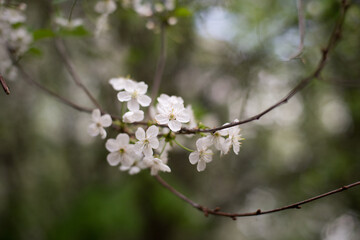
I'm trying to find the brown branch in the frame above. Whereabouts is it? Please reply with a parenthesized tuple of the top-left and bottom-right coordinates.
(155, 175, 360, 219)
(178, 0, 350, 134)
(0, 74, 10, 95)
(54, 38, 104, 111)
(287, 0, 305, 60)
(6, 46, 93, 113)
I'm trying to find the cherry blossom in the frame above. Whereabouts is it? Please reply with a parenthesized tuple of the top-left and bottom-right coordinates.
(155, 94, 190, 132)
(94, 0, 117, 14)
(117, 80, 151, 111)
(55, 17, 83, 29)
(143, 156, 171, 176)
(135, 125, 159, 157)
(88, 109, 112, 139)
(123, 110, 144, 123)
(189, 137, 213, 172)
(105, 133, 138, 167)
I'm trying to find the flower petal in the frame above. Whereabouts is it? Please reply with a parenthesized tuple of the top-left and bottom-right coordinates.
(197, 160, 206, 172)
(189, 152, 199, 164)
(100, 114, 112, 127)
(136, 82, 148, 94)
(109, 77, 126, 91)
(137, 94, 151, 107)
(146, 125, 159, 138)
(155, 114, 169, 124)
(88, 123, 99, 137)
(168, 120, 181, 132)
(143, 145, 153, 157)
(92, 109, 101, 121)
(135, 127, 146, 140)
(176, 109, 190, 123)
(107, 152, 121, 166)
(127, 98, 140, 111)
(99, 127, 107, 139)
(149, 138, 159, 149)
(116, 133, 130, 146)
(117, 91, 131, 102)
(105, 138, 119, 152)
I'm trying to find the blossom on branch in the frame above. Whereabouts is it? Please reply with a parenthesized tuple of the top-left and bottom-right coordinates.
(189, 137, 213, 172)
(123, 110, 144, 123)
(88, 109, 112, 139)
(155, 94, 190, 132)
(135, 125, 160, 157)
(105, 133, 138, 168)
(143, 156, 171, 176)
(220, 119, 244, 155)
(117, 80, 152, 111)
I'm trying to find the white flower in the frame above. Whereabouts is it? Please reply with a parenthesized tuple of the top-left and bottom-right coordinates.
(133, 0, 153, 17)
(95, 14, 109, 36)
(120, 159, 147, 175)
(95, 0, 117, 14)
(1, 8, 26, 24)
(109, 77, 128, 91)
(88, 109, 112, 139)
(143, 156, 171, 176)
(105, 133, 137, 167)
(135, 125, 159, 157)
(226, 124, 244, 155)
(189, 137, 213, 172)
(205, 130, 229, 154)
(123, 110, 144, 123)
(117, 80, 151, 111)
(9, 27, 32, 55)
(55, 17, 83, 29)
(155, 94, 190, 132)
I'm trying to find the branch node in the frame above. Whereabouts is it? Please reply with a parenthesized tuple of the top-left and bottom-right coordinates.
(231, 216, 237, 221)
(256, 209, 262, 215)
(342, 186, 348, 190)
(214, 207, 221, 212)
(295, 205, 302, 209)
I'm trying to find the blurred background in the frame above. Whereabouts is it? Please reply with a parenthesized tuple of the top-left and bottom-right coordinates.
(0, 0, 360, 239)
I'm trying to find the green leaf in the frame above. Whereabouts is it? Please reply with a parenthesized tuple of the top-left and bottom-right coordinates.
(33, 29, 56, 41)
(174, 7, 192, 17)
(58, 26, 90, 37)
(27, 47, 43, 57)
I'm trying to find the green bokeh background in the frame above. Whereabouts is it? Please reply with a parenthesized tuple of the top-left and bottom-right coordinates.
(0, 0, 359, 239)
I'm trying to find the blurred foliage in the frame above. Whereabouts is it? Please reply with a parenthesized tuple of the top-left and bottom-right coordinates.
(0, 0, 360, 240)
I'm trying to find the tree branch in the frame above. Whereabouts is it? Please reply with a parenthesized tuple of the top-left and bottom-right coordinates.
(155, 175, 360, 219)
(178, 0, 350, 134)
(0, 74, 10, 95)
(54, 38, 104, 111)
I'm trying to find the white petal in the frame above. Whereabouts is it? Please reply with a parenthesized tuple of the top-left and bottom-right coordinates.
(99, 127, 107, 139)
(146, 125, 159, 138)
(105, 138, 120, 152)
(124, 80, 135, 92)
(155, 114, 169, 124)
(92, 109, 101, 121)
(123, 110, 144, 123)
(116, 133, 130, 146)
(127, 98, 140, 111)
(197, 160, 206, 172)
(159, 163, 171, 173)
(168, 120, 181, 132)
(117, 91, 131, 102)
(143, 145, 153, 157)
(107, 152, 121, 166)
(196, 137, 210, 151)
(176, 109, 190, 123)
(88, 124, 99, 137)
(137, 94, 151, 107)
(189, 152, 199, 164)
(136, 82, 148, 94)
(129, 166, 141, 175)
(109, 77, 126, 91)
(135, 127, 146, 140)
(203, 150, 213, 163)
(149, 138, 159, 149)
(100, 114, 112, 127)
(233, 141, 240, 155)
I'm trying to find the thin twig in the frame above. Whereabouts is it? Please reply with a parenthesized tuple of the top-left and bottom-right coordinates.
(0, 74, 10, 95)
(68, 0, 78, 21)
(287, 0, 305, 60)
(54, 39, 104, 111)
(155, 175, 360, 219)
(178, 0, 350, 134)
(150, 23, 167, 102)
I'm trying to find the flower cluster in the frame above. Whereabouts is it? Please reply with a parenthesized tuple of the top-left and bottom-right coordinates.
(122, 0, 178, 30)
(88, 76, 244, 175)
(0, 2, 32, 80)
(94, 0, 117, 36)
